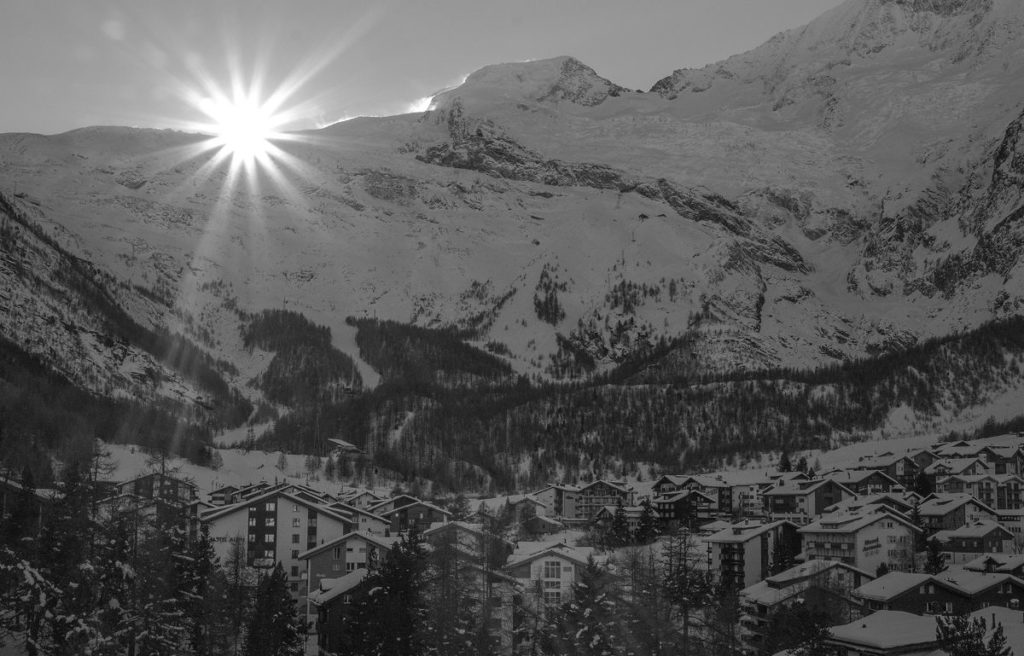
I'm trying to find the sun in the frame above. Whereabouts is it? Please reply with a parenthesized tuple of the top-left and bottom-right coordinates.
(199, 93, 283, 164)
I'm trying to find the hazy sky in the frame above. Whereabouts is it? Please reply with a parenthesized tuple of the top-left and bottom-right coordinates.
(2, 0, 846, 135)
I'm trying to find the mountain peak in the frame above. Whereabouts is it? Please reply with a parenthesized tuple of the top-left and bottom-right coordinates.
(431, 56, 627, 113)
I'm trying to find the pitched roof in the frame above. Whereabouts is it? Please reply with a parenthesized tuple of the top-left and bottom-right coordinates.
(298, 530, 399, 561)
(917, 493, 997, 517)
(932, 521, 1013, 542)
(852, 572, 933, 601)
(924, 458, 989, 475)
(963, 553, 1024, 573)
(800, 508, 920, 535)
(707, 520, 796, 544)
(932, 567, 1024, 595)
(654, 489, 715, 503)
(741, 560, 873, 606)
(376, 499, 452, 518)
(826, 611, 938, 650)
(308, 569, 369, 605)
(201, 489, 352, 524)
(822, 469, 900, 487)
(504, 543, 597, 569)
(762, 478, 854, 497)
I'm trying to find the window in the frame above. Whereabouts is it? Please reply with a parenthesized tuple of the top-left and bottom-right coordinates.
(292, 534, 300, 544)
(333, 547, 342, 560)
(292, 504, 299, 512)
(292, 518, 301, 527)
(266, 517, 275, 527)
(543, 591, 561, 606)
(265, 502, 276, 512)
(264, 550, 274, 558)
(544, 581, 560, 589)
(248, 517, 257, 527)
(331, 563, 341, 572)
(291, 566, 299, 576)
(543, 561, 561, 578)
(265, 533, 275, 543)
(346, 562, 358, 572)
(944, 602, 953, 613)
(291, 550, 299, 559)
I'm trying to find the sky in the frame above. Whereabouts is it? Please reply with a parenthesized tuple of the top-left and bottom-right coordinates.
(1, 0, 847, 136)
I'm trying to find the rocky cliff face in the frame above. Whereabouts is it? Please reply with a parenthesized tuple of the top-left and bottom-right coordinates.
(1, 0, 1024, 397)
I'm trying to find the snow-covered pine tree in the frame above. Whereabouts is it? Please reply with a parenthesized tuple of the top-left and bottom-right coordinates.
(244, 563, 303, 656)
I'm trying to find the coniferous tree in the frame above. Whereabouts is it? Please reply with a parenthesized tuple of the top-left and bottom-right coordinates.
(609, 499, 631, 547)
(343, 530, 428, 656)
(661, 527, 714, 654)
(925, 537, 947, 574)
(244, 563, 302, 656)
(914, 471, 934, 497)
(541, 558, 625, 656)
(2, 466, 38, 554)
(779, 452, 793, 473)
(635, 498, 658, 545)
(937, 614, 1011, 656)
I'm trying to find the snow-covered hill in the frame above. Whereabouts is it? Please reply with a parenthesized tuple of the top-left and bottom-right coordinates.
(2, 0, 1024, 401)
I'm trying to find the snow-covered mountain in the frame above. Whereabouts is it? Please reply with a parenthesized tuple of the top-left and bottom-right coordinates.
(2, 0, 1024, 406)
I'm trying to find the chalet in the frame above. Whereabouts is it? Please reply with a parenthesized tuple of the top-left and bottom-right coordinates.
(985, 446, 1024, 475)
(825, 610, 940, 656)
(115, 472, 197, 506)
(520, 514, 564, 537)
(854, 568, 1024, 615)
(574, 480, 633, 521)
(854, 572, 970, 615)
(739, 560, 873, 655)
(366, 493, 423, 515)
(299, 531, 399, 634)
(916, 494, 999, 533)
(907, 448, 941, 471)
(209, 484, 240, 506)
(924, 458, 990, 488)
(849, 453, 920, 489)
(827, 607, 1024, 656)
(706, 520, 800, 590)
(653, 489, 715, 529)
(308, 569, 371, 656)
(799, 508, 920, 574)
(822, 470, 902, 496)
(508, 495, 549, 521)
(338, 489, 385, 510)
(423, 521, 514, 569)
(824, 492, 919, 517)
(651, 474, 692, 496)
(322, 500, 389, 535)
(931, 521, 1013, 564)
(689, 471, 769, 518)
(327, 437, 363, 456)
(935, 474, 1024, 510)
(377, 499, 452, 534)
(762, 479, 855, 525)
(0, 476, 56, 537)
(530, 484, 579, 521)
(964, 553, 1024, 577)
(934, 567, 1024, 612)
(503, 544, 599, 612)
(592, 504, 644, 534)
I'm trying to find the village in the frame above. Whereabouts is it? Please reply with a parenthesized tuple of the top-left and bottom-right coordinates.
(6, 432, 1024, 655)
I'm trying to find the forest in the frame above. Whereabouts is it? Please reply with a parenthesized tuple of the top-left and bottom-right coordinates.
(255, 315, 1024, 493)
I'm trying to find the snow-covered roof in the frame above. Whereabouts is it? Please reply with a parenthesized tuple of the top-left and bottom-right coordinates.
(826, 611, 938, 650)
(932, 567, 1024, 595)
(917, 493, 997, 517)
(924, 458, 988, 475)
(932, 520, 1012, 542)
(707, 520, 795, 544)
(800, 507, 919, 535)
(297, 530, 399, 561)
(963, 553, 1024, 573)
(853, 572, 932, 601)
(308, 569, 369, 606)
(762, 478, 854, 498)
(741, 560, 872, 606)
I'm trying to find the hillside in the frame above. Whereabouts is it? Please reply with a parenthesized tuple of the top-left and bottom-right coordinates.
(0, 0, 1023, 488)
